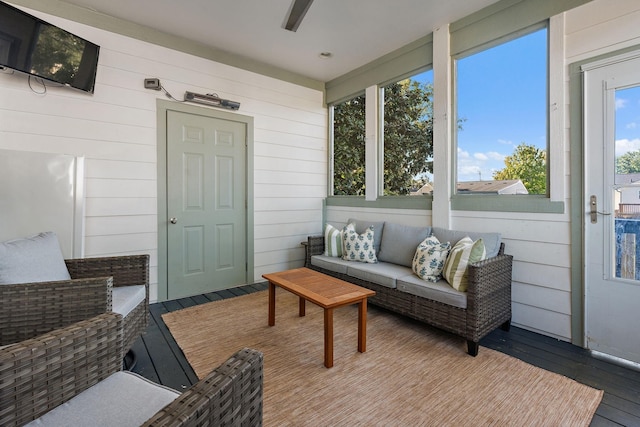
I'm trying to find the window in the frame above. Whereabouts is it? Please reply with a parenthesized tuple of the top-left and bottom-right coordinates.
(455, 27, 548, 195)
(382, 70, 434, 196)
(332, 94, 366, 195)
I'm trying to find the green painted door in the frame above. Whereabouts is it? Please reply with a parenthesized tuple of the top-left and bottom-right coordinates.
(166, 110, 246, 299)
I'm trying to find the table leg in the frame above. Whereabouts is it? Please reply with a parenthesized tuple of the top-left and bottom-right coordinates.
(299, 297, 306, 317)
(324, 308, 334, 368)
(268, 282, 276, 326)
(358, 298, 367, 353)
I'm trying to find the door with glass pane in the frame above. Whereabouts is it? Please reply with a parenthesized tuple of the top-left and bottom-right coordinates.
(584, 53, 640, 365)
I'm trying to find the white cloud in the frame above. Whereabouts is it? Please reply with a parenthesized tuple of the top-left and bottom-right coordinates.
(487, 151, 505, 161)
(498, 139, 514, 145)
(456, 149, 510, 181)
(626, 122, 638, 130)
(615, 138, 640, 156)
(616, 98, 629, 110)
(457, 147, 470, 158)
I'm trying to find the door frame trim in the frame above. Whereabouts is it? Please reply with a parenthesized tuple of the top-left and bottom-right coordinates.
(156, 99, 254, 301)
(569, 43, 640, 347)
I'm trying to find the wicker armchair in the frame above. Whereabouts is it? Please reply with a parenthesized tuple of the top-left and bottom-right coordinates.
(0, 254, 150, 359)
(0, 312, 264, 427)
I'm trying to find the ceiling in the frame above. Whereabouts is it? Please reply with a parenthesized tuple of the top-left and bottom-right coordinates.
(58, 0, 500, 82)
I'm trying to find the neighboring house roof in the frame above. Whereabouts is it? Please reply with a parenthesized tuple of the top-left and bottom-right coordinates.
(411, 180, 529, 195)
(615, 173, 640, 185)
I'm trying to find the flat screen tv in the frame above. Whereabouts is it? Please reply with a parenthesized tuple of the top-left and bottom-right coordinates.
(0, 1, 99, 93)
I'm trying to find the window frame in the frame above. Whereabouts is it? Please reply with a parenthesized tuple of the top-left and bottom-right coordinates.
(452, 22, 549, 199)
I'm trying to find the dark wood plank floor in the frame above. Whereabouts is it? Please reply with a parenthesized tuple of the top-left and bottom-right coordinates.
(130, 283, 640, 426)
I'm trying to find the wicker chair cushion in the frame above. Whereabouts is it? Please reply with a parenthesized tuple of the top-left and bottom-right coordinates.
(431, 227, 501, 258)
(346, 261, 412, 289)
(377, 223, 431, 267)
(25, 371, 179, 427)
(112, 285, 146, 318)
(0, 231, 71, 285)
(397, 274, 468, 309)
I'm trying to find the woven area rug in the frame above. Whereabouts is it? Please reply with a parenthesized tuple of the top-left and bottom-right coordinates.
(162, 290, 603, 426)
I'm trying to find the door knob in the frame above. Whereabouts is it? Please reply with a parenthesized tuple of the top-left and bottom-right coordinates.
(170, 217, 178, 224)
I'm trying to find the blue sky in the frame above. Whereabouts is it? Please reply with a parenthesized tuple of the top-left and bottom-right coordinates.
(412, 28, 640, 183)
(615, 85, 640, 158)
(413, 28, 548, 182)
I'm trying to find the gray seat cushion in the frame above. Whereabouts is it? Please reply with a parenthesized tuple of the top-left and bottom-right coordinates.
(112, 285, 146, 318)
(377, 223, 431, 267)
(346, 262, 412, 289)
(397, 274, 468, 309)
(311, 254, 353, 274)
(431, 227, 501, 258)
(26, 371, 180, 427)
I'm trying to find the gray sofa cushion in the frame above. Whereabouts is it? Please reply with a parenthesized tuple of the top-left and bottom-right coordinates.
(431, 227, 501, 258)
(0, 231, 71, 285)
(311, 254, 354, 274)
(26, 371, 180, 427)
(346, 262, 412, 289)
(377, 223, 431, 267)
(397, 274, 468, 309)
(347, 218, 385, 253)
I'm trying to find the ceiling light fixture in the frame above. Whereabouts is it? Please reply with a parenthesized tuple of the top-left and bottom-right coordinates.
(184, 91, 240, 110)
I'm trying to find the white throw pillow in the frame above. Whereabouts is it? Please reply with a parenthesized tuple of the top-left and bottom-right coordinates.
(342, 225, 377, 263)
(0, 231, 71, 284)
(323, 223, 343, 257)
(442, 236, 486, 292)
(412, 235, 451, 282)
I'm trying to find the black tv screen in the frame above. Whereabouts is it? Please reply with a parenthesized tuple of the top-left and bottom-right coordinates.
(0, 1, 99, 93)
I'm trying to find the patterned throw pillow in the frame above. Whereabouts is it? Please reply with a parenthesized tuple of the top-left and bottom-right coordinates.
(412, 235, 451, 282)
(442, 236, 486, 292)
(342, 225, 378, 263)
(323, 223, 343, 257)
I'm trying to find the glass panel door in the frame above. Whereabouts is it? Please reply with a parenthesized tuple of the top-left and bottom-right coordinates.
(614, 86, 640, 281)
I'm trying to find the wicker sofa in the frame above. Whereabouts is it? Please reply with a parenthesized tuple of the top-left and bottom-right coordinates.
(0, 312, 264, 427)
(305, 219, 513, 356)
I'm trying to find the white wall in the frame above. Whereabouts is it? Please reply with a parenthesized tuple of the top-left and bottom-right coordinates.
(0, 6, 327, 301)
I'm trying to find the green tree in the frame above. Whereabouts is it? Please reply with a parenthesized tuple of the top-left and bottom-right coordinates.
(616, 150, 640, 174)
(383, 80, 434, 195)
(493, 143, 546, 194)
(333, 95, 366, 195)
(332, 80, 434, 195)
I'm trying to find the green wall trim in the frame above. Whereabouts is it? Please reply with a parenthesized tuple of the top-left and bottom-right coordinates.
(156, 99, 255, 302)
(8, 0, 324, 91)
(450, 0, 593, 56)
(325, 34, 433, 105)
(326, 196, 432, 210)
(451, 195, 564, 213)
(568, 43, 640, 347)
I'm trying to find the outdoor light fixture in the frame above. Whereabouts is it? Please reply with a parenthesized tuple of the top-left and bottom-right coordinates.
(184, 91, 240, 110)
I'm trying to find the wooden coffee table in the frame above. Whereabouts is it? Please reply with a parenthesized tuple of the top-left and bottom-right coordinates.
(262, 267, 375, 368)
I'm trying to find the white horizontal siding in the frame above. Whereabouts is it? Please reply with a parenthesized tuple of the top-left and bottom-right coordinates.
(565, 0, 640, 64)
(0, 6, 326, 301)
